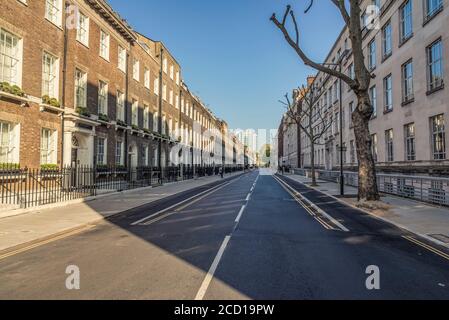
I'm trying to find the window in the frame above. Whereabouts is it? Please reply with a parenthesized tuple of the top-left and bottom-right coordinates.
(42, 52, 59, 98)
(99, 30, 110, 60)
(118, 46, 126, 72)
(0, 29, 21, 86)
(143, 105, 149, 129)
(175, 95, 179, 109)
(350, 140, 356, 164)
(153, 111, 159, 132)
(45, 0, 62, 27)
(116, 141, 123, 166)
(162, 83, 167, 101)
(163, 58, 167, 73)
(132, 100, 138, 126)
(383, 74, 393, 112)
(382, 21, 392, 58)
(371, 134, 378, 162)
(144, 68, 150, 89)
(369, 86, 377, 117)
(404, 123, 416, 161)
(40, 128, 56, 165)
(399, 0, 413, 42)
(385, 129, 394, 162)
(431, 114, 446, 160)
(176, 71, 180, 85)
(0, 121, 18, 164)
(133, 59, 140, 81)
(348, 63, 355, 80)
(154, 77, 159, 95)
(162, 114, 166, 134)
(98, 81, 108, 115)
(170, 65, 174, 80)
(169, 89, 173, 105)
(116, 91, 125, 122)
(349, 102, 354, 126)
(142, 146, 149, 166)
(427, 39, 443, 92)
(425, 0, 443, 20)
(402, 59, 414, 102)
(96, 137, 106, 165)
(76, 12, 89, 46)
(368, 39, 376, 70)
(74, 69, 87, 109)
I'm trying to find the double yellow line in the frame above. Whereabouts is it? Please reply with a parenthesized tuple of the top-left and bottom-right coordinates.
(403, 235, 449, 261)
(0, 224, 95, 261)
(272, 175, 334, 231)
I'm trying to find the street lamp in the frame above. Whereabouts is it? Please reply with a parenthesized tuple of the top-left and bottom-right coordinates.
(320, 49, 349, 196)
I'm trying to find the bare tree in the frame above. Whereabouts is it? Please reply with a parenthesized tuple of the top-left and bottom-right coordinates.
(281, 84, 332, 186)
(271, 1, 380, 201)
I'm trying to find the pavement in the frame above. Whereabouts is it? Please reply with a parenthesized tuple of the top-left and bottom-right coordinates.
(284, 173, 449, 248)
(0, 172, 243, 253)
(0, 169, 448, 299)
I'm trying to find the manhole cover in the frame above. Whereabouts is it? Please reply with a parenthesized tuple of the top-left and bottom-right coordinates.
(429, 234, 449, 243)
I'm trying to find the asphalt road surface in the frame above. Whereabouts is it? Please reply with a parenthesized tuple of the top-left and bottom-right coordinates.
(0, 169, 448, 299)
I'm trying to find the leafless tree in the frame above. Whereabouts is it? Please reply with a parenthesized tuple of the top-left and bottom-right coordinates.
(280, 85, 332, 186)
(271, 1, 380, 201)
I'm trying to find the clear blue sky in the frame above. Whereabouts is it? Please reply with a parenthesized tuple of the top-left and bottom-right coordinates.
(108, 0, 344, 132)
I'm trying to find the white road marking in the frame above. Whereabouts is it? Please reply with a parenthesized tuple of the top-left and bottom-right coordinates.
(235, 205, 246, 223)
(246, 193, 251, 201)
(131, 179, 237, 226)
(195, 235, 231, 300)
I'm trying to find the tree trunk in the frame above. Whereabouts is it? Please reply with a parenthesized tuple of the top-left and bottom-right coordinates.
(352, 92, 380, 201)
(310, 140, 317, 186)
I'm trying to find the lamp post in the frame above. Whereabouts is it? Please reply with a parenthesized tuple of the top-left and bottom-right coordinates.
(320, 49, 348, 196)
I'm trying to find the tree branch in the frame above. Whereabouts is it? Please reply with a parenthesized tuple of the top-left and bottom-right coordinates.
(271, 6, 356, 87)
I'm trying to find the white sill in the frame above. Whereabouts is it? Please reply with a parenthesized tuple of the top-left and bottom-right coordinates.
(45, 17, 64, 31)
(39, 103, 64, 113)
(76, 39, 89, 49)
(0, 91, 30, 106)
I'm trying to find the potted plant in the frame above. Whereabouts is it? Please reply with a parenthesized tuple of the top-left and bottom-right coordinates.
(0, 82, 26, 97)
(42, 95, 61, 108)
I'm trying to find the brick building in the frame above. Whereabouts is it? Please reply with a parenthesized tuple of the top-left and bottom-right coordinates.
(0, 0, 243, 170)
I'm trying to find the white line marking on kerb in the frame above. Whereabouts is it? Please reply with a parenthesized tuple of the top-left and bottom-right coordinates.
(235, 205, 246, 223)
(195, 235, 231, 300)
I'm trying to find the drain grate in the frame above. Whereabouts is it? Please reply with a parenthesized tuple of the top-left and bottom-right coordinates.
(429, 234, 449, 243)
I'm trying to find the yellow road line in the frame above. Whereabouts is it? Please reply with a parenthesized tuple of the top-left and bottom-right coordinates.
(403, 235, 449, 261)
(0, 225, 95, 261)
(273, 175, 333, 231)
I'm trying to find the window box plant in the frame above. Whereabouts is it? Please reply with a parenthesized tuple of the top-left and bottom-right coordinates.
(76, 107, 91, 117)
(98, 113, 110, 123)
(0, 82, 29, 106)
(116, 119, 127, 127)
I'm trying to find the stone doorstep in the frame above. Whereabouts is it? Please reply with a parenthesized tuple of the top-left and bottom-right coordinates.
(283, 175, 449, 250)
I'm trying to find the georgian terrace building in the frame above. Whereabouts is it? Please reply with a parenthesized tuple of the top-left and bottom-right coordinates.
(300, 0, 449, 176)
(0, 0, 243, 169)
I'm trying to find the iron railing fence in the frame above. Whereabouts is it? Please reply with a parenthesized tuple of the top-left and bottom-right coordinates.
(0, 165, 244, 209)
(292, 168, 449, 207)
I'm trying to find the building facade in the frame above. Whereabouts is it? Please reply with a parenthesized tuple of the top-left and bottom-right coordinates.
(297, 0, 449, 176)
(0, 0, 243, 170)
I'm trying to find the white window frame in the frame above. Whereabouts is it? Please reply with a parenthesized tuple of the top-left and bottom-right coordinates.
(42, 51, 59, 99)
(132, 100, 139, 126)
(0, 121, 20, 164)
(144, 68, 150, 89)
(116, 90, 125, 122)
(45, 0, 63, 27)
(98, 80, 108, 116)
(133, 59, 140, 81)
(116, 141, 124, 166)
(76, 12, 89, 46)
(40, 128, 57, 165)
(99, 30, 110, 61)
(96, 137, 107, 165)
(0, 28, 23, 87)
(143, 105, 149, 129)
(118, 46, 126, 72)
(74, 68, 87, 109)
